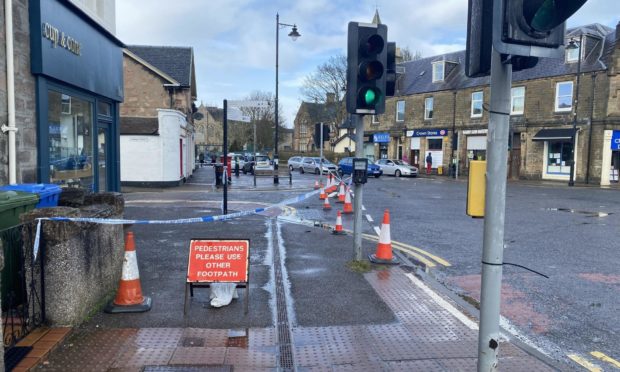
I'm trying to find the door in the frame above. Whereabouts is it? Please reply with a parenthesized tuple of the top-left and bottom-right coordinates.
(96, 124, 111, 191)
(510, 149, 521, 179)
(410, 150, 420, 169)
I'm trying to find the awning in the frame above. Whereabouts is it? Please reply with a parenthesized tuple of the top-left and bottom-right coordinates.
(532, 128, 575, 141)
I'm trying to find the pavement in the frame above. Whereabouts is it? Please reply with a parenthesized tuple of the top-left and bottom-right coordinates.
(28, 166, 564, 371)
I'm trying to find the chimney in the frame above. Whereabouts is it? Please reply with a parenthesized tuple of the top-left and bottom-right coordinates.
(326, 93, 336, 103)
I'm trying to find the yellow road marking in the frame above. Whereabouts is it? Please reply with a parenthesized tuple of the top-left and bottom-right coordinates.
(591, 351, 620, 368)
(568, 354, 602, 372)
(362, 233, 450, 267)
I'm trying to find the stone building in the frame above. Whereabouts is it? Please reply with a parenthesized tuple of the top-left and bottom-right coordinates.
(369, 23, 620, 186)
(120, 45, 197, 186)
(0, 0, 124, 191)
(293, 100, 339, 152)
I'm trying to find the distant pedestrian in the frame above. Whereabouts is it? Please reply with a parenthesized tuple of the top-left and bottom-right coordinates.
(402, 153, 409, 164)
(425, 152, 432, 175)
(199, 153, 205, 166)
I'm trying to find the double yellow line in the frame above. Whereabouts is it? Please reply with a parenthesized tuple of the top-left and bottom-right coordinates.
(361, 233, 450, 268)
(569, 351, 620, 371)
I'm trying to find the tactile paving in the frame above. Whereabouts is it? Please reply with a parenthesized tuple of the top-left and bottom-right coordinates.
(168, 346, 226, 365)
(112, 347, 175, 368)
(224, 346, 277, 368)
(134, 328, 183, 348)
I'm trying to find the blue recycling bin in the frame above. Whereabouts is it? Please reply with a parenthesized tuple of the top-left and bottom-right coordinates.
(0, 183, 62, 208)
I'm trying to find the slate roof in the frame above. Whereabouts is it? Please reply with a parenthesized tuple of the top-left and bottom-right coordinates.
(297, 101, 337, 123)
(126, 45, 193, 87)
(396, 24, 615, 96)
(120, 117, 159, 135)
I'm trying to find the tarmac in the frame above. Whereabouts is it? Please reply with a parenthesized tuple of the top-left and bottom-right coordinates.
(27, 166, 564, 371)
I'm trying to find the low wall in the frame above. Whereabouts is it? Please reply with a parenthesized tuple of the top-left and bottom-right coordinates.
(21, 191, 125, 326)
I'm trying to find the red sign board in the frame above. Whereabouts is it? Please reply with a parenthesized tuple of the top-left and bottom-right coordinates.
(187, 239, 249, 283)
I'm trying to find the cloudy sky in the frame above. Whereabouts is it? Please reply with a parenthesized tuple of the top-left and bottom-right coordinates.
(116, 0, 619, 127)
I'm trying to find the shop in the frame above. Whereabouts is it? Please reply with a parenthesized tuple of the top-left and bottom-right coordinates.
(601, 130, 620, 185)
(407, 129, 448, 170)
(532, 128, 577, 181)
(31, 0, 124, 191)
(463, 129, 487, 164)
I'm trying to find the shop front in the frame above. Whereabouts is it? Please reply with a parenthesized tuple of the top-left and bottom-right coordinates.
(532, 128, 577, 181)
(407, 129, 448, 170)
(31, 0, 124, 192)
(373, 133, 390, 160)
(601, 130, 620, 185)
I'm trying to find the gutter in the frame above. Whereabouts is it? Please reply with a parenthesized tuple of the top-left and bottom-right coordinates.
(2, 0, 17, 184)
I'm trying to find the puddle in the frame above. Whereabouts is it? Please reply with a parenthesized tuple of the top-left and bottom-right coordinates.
(545, 208, 612, 218)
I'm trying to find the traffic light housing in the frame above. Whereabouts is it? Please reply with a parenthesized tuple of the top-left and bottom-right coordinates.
(466, 0, 588, 77)
(347, 22, 388, 115)
(386, 42, 396, 97)
(314, 123, 330, 148)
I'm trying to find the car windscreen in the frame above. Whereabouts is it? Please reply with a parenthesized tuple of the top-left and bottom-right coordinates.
(256, 156, 269, 162)
(394, 160, 405, 165)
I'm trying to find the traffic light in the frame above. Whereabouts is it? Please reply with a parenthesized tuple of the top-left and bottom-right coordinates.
(314, 123, 330, 148)
(386, 42, 396, 97)
(466, 0, 588, 77)
(346, 22, 388, 115)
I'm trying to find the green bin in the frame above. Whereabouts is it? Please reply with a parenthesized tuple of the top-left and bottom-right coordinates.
(0, 190, 39, 310)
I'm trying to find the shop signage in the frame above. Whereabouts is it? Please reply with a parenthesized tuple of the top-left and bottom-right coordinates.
(612, 130, 620, 150)
(42, 22, 81, 56)
(373, 133, 390, 143)
(187, 239, 249, 283)
(407, 129, 448, 137)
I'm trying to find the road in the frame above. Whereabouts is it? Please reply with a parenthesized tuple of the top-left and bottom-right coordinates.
(277, 171, 620, 370)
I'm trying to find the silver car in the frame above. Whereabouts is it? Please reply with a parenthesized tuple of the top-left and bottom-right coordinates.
(376, 159, 418, 177)
(286, 156, 304, 171)
(300, 157, 337, 174)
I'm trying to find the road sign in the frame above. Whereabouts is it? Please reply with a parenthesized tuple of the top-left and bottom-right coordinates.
(227, 100, 270, 108)
(187, 239, 249, 283)
(227, 107, 251, 123)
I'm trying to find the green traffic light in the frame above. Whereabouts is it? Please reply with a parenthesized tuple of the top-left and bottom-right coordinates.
(529, 0, 557, 31)
(364, 89, 377, 105)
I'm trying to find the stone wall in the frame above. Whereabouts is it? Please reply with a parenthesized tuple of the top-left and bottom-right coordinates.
(20, 192, 125, 326)
(0, 0, 38, 185)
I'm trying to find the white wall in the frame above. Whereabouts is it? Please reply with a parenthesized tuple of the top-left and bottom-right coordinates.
(159, 109, 186, 182)
(120, 136, 162, 182)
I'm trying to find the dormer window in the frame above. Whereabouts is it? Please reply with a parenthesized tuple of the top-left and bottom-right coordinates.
(432, 61, 445, 82)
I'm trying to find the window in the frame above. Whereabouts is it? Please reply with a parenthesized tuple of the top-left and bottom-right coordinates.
(424, 97, 434, 120)
(300, 125, 307, 135)
(511, 87, 525, 115)
(371, 115, 379, 124)
(428, 138, 443, 150)
(98, 101, 112, 117)
(471, 91, 483, 118)
(546, 140, 573, 175)
(555, 81, 573, 112)
(432, 61, 444, 82)
(300, 144, 307, 152)
(396, 100, 405, 121)
(565, 41, 580, 63)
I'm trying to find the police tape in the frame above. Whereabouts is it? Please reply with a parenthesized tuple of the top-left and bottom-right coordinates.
(32, 188, 321, 260)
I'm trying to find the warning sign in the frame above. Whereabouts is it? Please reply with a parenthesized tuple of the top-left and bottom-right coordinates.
(187, 239, 249, 283)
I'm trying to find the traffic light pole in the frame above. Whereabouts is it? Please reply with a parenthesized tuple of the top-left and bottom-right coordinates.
(223, 99, 228, 215)
(477, 49, 512, 371)
(353, 114, 364, 261)
(319, 122, 324, 187)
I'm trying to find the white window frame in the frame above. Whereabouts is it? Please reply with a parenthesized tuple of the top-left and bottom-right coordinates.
(565, 41, 581, 63)
(424, 97, 434, 120)
(510, 87, 525, 115)
(371, 115, 379, 124)
(432, 61, 444, 82)
(396, 100, 405, 122)
(471, 91, 483, 118)
(555, 81, 574, 112)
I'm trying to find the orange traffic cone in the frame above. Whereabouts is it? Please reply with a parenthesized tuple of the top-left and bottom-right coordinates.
(323, 195, 332, 210)
(337, 182, 346, 203)
(328, 174, 337, 193)
(314, 180, 320, 190)
(319, 187, 327, 200)
(343, 188, 353, 214)
(369, 210, 399, 265)
(333, 211, 345, 235)
(105, 232, 152, 313)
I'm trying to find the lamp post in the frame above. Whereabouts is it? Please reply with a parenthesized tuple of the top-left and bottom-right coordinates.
(275, 13, 300, 184)
(567, 34, 582, 187)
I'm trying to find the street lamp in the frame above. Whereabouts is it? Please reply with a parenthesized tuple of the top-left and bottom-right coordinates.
(275, 13, 300, 184)
(566, 34, 582, 187)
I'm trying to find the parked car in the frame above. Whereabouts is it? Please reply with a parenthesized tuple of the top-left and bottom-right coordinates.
(375, 159, 419, 177)
(337, 157, 382, 178)
(254, 155, 273, 171)
(287, 156, 304, 171)
(241, 156, 255, 174)
(300, 157, 338, 174)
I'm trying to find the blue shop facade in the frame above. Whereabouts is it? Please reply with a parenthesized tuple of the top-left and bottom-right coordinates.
(30, 0, 124, 192)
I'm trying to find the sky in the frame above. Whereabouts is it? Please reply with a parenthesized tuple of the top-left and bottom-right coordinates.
(116, 0, 619, 128)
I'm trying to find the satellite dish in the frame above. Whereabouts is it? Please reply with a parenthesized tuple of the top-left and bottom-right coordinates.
(193, 112, 204, 120)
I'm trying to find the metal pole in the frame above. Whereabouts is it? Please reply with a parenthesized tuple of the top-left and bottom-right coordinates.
(569, 33, 583, 187)
(585, 73, 596, 184)
(253, 121, 257, 187)
(319, 122, 324, 185)
(223, 99, 228, 214)
(274, 13, 280, 185)
(477, 48, 512, 372)
(353, 115, 364, 261)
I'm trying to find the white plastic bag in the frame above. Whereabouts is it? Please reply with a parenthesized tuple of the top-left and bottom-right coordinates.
(209, 283, 239, 307)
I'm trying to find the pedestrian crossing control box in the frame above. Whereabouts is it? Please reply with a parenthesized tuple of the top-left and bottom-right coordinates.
(353, 158, 368, 184)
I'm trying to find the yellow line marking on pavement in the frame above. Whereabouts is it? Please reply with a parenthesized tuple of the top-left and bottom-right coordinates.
(591, 351, 620, 368)
(568, 354, 602, 372)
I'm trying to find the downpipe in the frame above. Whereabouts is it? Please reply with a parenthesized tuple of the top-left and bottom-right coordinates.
(3, 0, 17, 184)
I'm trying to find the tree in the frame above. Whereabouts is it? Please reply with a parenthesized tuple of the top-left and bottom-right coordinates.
(401, 46, 422, 62)
(237, 91, 286, 153)
(300, 54, 347, 131)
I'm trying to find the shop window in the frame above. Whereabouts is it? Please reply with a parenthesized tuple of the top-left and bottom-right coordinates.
(511, 87, 525, 115)
(546, 140, 572, 175)
(48, 90, 94, 190)
(424, 97, 434, 120)
(396, 100, 405, 121)
(98, 101, 112, 117)
(428, 138, 442, 150)
(471, 91, 483, 118)
(555, 81, 573, 112)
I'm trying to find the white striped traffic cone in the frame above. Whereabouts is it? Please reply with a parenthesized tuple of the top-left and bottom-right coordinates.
(343, 188, 353, 214)
(323, 194, 332, 210)
(369, 210, 399, 265)
(105, 231, 152, 313)
(319, 187, 327, 200)
(314, 180, 320, 190)
(333, 211, 345, 235)
(337, 182, 346, 203)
